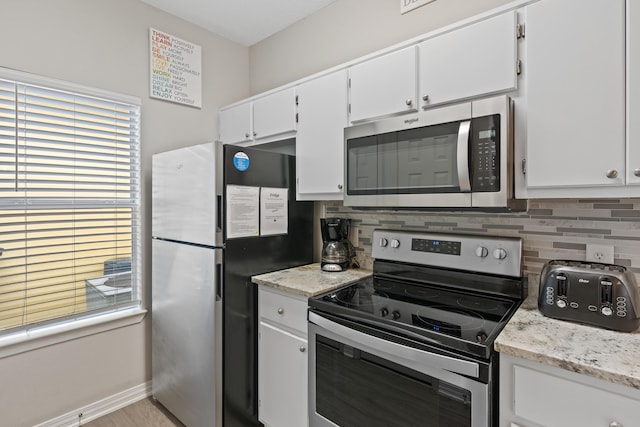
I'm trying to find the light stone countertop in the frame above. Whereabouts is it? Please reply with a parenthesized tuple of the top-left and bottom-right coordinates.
(496, 296, 640, 390)
(251, 263, 372, 297)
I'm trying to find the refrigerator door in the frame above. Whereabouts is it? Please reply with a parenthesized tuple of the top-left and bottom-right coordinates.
(152, 142, 221, 246)
(222, 145, 314, 427)
(152, 238, 221, 427)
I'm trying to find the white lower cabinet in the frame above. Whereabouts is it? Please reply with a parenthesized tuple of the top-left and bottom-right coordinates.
(499, 354, 640, 427)
(258, 287, 308, 427)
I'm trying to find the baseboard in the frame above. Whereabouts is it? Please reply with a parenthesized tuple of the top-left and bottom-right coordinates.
(34, 381, 152, 427)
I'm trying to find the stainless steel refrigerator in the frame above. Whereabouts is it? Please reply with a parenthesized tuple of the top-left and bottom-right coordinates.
(152, 142, 313, 427)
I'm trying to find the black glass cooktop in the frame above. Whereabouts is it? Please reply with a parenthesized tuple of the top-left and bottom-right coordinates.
(309, 275, 521, 359)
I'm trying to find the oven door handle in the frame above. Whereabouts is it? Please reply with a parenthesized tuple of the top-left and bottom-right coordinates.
(309, 312, 480, 378)
(456, 120, 472, 192)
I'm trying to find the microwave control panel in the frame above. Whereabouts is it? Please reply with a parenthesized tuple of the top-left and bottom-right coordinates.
(470, 114, 500, 192)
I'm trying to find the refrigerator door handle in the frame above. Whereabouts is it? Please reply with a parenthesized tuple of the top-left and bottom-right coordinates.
(216, 262, 222, 302)
(216, 195, 222, 232)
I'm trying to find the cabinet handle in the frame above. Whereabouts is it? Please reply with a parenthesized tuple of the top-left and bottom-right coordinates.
(299, 346, 306, 353)
(634, 168, 640, 177)
(606, 169, 618, 179)
(277, 308, 284, 315)
(253, 131, 257, 137)
(0, 248, 3, 256)
(405, 99, 413, 106)
(337, 184, 343, 190)
(422, 95, 429, 102)
(245, 132, 250, 138)
(609, 422, 623, 427)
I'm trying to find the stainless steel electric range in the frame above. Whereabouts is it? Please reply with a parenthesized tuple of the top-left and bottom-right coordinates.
(308, 229, 525, 427)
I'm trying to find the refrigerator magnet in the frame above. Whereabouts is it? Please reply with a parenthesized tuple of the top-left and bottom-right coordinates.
(233, 152, 250, 171)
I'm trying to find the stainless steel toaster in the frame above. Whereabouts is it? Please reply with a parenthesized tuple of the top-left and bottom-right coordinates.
(538, 260, 640, 332)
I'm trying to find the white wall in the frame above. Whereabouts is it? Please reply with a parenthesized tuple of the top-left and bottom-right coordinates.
(0, 1, 249, 425)
(249, 0, 512, 94)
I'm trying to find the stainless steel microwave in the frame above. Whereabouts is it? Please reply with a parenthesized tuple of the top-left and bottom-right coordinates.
(344, 95, 525, 210)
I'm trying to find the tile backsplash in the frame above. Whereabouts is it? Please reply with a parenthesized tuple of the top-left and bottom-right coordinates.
(324, 199, 640, 295)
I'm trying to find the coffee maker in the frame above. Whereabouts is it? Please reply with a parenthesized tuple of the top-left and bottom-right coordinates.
(320, 218, 355, 272)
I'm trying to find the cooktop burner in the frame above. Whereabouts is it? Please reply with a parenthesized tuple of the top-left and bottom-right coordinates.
(311, 276, 520, 359)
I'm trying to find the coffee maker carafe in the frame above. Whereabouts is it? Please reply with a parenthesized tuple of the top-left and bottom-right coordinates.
(320, 218, 355, 272)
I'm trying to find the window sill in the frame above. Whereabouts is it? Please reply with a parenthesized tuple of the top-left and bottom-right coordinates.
(0, 307, 147, 359)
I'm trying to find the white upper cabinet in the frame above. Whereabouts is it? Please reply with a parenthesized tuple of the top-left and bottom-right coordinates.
(418, 10, 517, 108)
(524, 0, 625, 190)
(628, 1, 640, 185)
(252, 87, 297, 140)
(219, 101, 252, 144)
(296, 70, 348, 200)
(348, 46, 418, 123)
(219, 88, 297, 145)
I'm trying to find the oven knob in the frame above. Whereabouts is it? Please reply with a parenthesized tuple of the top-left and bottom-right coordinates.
(475, 246, 489, 258)
(391, 310, 401, 320)
(380, 307, 389, 317)
(493, 248, 508, 260)
(476, 331, 488, 343)
(390, 239, 400, 249)
(379, 237, 389, 247)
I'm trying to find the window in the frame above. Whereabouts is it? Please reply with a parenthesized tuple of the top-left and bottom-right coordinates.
(0, 69, 140, 336)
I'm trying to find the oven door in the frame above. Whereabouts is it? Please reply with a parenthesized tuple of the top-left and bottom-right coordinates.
(308, 311, 490, 427)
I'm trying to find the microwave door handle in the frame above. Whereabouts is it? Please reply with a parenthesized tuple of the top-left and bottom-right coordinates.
(456, 120, 472, 192)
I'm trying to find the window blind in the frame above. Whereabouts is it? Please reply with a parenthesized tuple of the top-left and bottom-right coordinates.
(0, 76, 140, 334)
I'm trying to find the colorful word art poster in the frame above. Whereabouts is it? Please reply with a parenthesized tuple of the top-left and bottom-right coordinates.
(150, 28, 202, 108)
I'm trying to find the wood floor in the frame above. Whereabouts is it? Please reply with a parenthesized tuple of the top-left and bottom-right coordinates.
(84, 398, 184, 427)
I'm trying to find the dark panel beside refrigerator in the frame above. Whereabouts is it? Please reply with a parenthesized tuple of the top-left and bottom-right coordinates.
(222, 145, 313, 427)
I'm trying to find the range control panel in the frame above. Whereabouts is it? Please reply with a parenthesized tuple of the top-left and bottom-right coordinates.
(411, 238, 462, 255)
(372, 229, 522, 278)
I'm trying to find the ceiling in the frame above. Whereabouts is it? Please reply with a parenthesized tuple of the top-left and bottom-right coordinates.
(140, 0, 337, 47)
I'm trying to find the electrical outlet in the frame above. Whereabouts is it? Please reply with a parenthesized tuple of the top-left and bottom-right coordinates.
(349, 226, 359, 248)
(586, 244, 614, 264)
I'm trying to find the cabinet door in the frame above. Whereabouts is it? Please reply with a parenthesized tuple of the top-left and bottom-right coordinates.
(418, 11, 517, 108)
(525, 0, 625, 189)
(349, 46, 417, 123)
(628, 1, 640, 185)
(513, 365, 640, 427)
(219, 102, 251, 144)
(500, 354, 640, 427)
(296, 70, 348, 199)
(253, 87, 297, 140)
(258, 322, 308, 427)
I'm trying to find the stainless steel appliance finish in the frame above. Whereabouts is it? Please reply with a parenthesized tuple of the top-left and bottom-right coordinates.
(152, 143, 222, 427)
(152, 142, 313, 427)
(308, 229, 524, 427)
(538, 260, 640, 332)
(309, 312, 489, 427)
(344, 95, 525, 210)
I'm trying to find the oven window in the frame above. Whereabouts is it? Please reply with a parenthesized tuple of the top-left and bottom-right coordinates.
(346, 121, 461, 195)
(315, 335, 472, 427)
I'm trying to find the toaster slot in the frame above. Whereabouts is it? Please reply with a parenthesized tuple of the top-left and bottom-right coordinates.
(599, 278, 613, 316)
(556, 274, 568, 297)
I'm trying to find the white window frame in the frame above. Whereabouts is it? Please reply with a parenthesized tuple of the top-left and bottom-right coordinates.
(0, 67, 145, 358)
